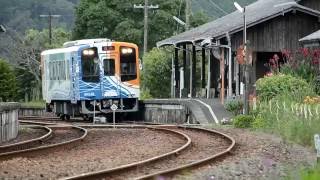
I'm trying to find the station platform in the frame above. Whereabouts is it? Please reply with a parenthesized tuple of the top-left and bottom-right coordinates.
(142, 98, 233, 124)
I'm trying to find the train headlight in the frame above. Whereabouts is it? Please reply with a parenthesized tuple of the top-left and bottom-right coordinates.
(121, 48, 133, 55)
(83, 49, 95, 56)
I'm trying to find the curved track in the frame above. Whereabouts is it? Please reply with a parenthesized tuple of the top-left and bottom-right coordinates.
(63, 125, 235, 180)
(11, 116, 236, 179)
(0, 125, 52, 153)
(0, 124, 88, 160)
(136, 126, 236, 180)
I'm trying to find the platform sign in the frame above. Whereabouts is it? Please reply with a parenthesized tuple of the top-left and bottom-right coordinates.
(111, 104, 118, 128)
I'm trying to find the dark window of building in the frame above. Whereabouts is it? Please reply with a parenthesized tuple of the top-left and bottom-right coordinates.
(104, 59, 115, 76)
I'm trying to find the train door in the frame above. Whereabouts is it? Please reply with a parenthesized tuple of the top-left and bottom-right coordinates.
(80, 47, 103, 100)
(100, 54, 120, 98)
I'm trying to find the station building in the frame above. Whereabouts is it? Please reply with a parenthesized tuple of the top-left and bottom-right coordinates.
(157, 0, 320, 103)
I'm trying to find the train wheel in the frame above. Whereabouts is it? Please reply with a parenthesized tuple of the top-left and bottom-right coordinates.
(82, 114, 89, 121)
(60, 114, 66, 120)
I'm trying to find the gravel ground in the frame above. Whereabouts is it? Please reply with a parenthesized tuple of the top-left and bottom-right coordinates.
(175, 126, 316, 180)
(105, 128, 231, 179)
(0, 128, 185, 179)
(0, 127, 47, 146)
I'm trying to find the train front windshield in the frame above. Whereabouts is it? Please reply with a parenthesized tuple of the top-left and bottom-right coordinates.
(120, 46, 137, 82)
(81, 47, 100, 83)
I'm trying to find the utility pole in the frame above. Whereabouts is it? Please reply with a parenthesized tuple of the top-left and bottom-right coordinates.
(40, 12, 61, 45)
(185, 0, 191, 30)
(134, 1, 159, 56)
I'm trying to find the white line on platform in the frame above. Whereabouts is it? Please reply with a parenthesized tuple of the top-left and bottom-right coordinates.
(193, 99, 219, 124)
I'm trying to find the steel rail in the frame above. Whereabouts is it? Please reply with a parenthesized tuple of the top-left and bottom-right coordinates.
(0, 125, 53, 152)
(135, 126, 236, 180)
(63, 126, 192, 180)
(0, 125, 88, 160)
(19, 120, 58, 126)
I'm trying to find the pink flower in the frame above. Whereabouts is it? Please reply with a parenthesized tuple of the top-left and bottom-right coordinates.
(299, 48, 309, 58)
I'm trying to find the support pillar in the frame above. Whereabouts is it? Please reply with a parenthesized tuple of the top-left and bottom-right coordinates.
(220, 48, 225, 104)
(207, 49, 212, 99)
(182, 44, 187, 98)
(190, 45, 196, 98)
(201, 48, 206, 89)
(174, 47, 180, 98)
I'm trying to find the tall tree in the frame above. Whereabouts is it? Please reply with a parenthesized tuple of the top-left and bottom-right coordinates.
(0, 27, 71, 101)
(73, 0, 186, 52)
(0, 59, 17, 102)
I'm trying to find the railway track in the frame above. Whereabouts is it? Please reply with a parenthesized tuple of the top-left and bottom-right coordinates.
(19, 116, 87, 125)
(1, 116, 236, 179)
(64, 125, 235, 180)
(0, 123, 87, 160)
(0, 125, 52, 153)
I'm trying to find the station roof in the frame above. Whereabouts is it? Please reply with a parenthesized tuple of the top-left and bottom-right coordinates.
(299, 29, 320, 42)
(157, 0, 320, 47)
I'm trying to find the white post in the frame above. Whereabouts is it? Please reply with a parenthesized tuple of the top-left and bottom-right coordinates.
(207, 48, 212, 99)
(93, 100, 96, 124)
(314, 134, 320, 163)
(113, 110, 116, 129)
(228, 47, 232, 99)
(180, 67, 184, 98)
(111, 104, 118, 129)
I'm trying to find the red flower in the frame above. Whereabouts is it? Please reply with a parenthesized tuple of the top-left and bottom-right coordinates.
(299, 48, 309, 58)
(273, 54, 279, 62)
(281, 49, 291, 59)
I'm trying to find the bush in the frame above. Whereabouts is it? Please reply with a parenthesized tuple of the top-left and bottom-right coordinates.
(225, 99, 243, 115)
(312, 75, 320, 95)
(301, 165, 320, 180)
(141, 48, 172, 98)
(140, 89, 153, 100)
(256, 74, 313, 101)
(252, 116, 268, 129)
(233, 115, 255, 128)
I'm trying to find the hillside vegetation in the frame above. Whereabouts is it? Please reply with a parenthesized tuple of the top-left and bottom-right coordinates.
(192, 0, 257, 20)
(0, 0, 257, 33)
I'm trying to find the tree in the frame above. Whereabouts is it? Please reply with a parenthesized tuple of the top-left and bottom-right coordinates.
(190, 11, 210, 28)
(0, 27, 71, 101)
(141, 48, 172, 98)
(73, 0, 186, 52)
(0, 59, 17, 102)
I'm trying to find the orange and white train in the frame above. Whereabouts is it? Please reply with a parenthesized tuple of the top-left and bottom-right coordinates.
(41, 39, 140, 120)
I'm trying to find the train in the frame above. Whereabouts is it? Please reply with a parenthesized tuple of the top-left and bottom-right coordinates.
(41, 39, 140, 120)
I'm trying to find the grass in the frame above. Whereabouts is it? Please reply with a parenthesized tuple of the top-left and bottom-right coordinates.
(255, 96, 320, 147)
(20, 101, 45, 109)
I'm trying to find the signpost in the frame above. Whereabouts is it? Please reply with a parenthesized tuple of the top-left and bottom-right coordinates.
(111, 104, 118, 128)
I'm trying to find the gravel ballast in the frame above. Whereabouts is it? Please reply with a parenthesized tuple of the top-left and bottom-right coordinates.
(176, 126, 316, 180)
(0, 128, 185, 179)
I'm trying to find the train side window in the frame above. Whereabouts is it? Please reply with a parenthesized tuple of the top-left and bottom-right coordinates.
(52, 62, 56, 80)
(57, 61, 61, 81)
(103, 59, 115, 76)
(65, 60, 69, 80)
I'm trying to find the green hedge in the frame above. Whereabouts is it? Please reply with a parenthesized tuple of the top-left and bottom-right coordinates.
(256, 74, 313, 101)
